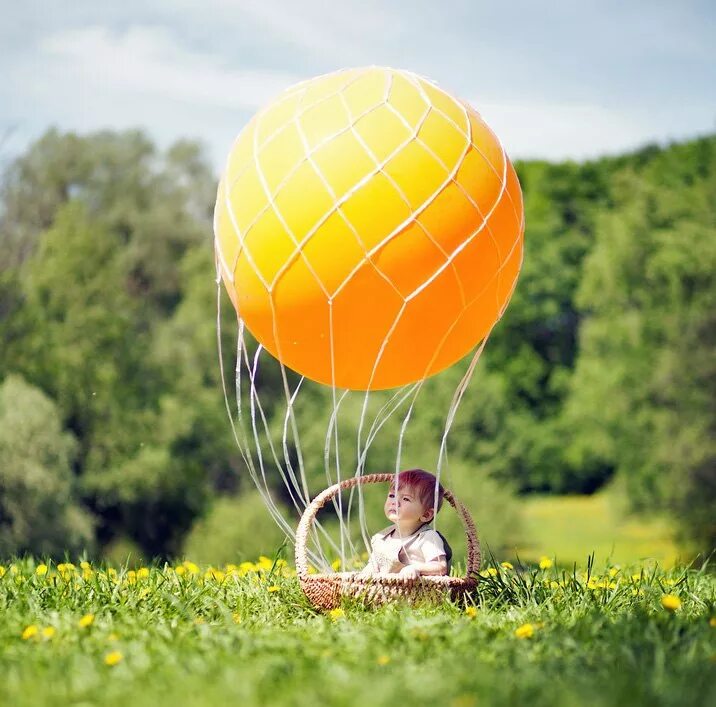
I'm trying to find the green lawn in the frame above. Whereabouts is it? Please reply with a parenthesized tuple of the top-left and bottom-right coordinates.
(513, 492, 684, 568)
(1, 558, 714, 707)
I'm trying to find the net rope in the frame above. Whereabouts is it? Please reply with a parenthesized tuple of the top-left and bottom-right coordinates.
(215, 67, 524, 571)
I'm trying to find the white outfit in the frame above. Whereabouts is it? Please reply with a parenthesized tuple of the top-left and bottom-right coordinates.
(365, 524, 448, 574)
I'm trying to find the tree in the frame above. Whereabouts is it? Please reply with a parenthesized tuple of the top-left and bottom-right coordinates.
(0, 375, 94, 556)
(563, 139, 716, 552)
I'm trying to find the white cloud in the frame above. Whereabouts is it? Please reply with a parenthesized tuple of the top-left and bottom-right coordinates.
(39, 25, 300, 111)
(474, 100, 696, 162)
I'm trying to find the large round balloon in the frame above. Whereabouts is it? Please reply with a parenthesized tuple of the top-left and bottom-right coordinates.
(214, 67, 524, 390)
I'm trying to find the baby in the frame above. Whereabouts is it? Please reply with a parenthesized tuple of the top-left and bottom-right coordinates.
(360, 469, 451, 579)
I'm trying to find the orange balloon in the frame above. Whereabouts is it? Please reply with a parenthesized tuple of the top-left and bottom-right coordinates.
(214, 67, 524, 390)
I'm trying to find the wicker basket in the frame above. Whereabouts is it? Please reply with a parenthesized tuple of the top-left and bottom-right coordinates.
(295, 473, 481, 610)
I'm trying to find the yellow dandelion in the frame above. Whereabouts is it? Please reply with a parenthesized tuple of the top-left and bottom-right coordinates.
(182, 561, 200, 575)
(377, 655, 391, 665)
(0, 566, 5, 578)
(175, 566, 186, 576)
(661, 594, 681, 612)
(631, 573, 642, 582)
(35, 564, 48, 576)
(257, 556, 273, 571)
(608, 567, 620, 578)
(137, 567, 150, 580)
(331, 558, 342, 571)
(328, 608, 345, 622)
(104, 651, 123, 666)
(233, 613, 242, 624)
(79, 614, 95, 628)
(267, 585, 280, 593)
(538, 556, 553, 570)
(82, 569, 94, 580)
(239, 561, 257, 574)
(550, 581, 560, 589)
(41, 627, 56, 640)
(500, 562, 514, 571)
(80, 561, 91, 570)
(107, 568, 117, 578)
(514, 623, 535, 639)
(22, 625, 39, 640)
(465, 606, 478, 619)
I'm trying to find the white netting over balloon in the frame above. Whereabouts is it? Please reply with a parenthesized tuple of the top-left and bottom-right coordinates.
(213, 66, 524, 575)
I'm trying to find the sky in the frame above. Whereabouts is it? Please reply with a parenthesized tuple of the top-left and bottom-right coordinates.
(1, 0, 714, 172)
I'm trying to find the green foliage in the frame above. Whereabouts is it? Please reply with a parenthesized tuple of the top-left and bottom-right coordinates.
(1, 128, 714, 558)
(182, 490, 288, 565)
(563, 138, 716, 553)
(0, 376, 94, 555)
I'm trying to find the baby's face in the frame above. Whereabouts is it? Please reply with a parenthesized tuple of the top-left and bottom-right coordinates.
(384, 485, 431, 525)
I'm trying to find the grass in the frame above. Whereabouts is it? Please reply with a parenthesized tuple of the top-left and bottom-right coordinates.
(513, 491, 683, 568)
(1, 556, 714, 707)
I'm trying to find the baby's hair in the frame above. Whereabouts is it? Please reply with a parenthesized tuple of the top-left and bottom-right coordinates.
(395, 469, 445, 512)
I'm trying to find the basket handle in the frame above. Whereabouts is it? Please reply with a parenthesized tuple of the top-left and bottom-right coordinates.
(295, 473, 480, 579)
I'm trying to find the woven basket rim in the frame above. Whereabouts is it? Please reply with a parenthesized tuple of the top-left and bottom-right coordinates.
(295, 473, 481, 582)
(301, 572, 477, 586)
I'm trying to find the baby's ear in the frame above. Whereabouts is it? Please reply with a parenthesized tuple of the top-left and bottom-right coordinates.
(421, 507, 435, 522)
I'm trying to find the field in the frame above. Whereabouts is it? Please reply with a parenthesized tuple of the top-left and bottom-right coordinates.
(1, 557, 714, 707)
(514, 492, 684, 568)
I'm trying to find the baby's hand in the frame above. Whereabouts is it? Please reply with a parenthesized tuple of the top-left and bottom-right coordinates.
(399, 565, 420, 580)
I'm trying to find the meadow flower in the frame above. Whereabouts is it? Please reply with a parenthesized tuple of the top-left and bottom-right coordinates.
(515, 623, 535, 639)
(233, 613, 242, 624)
(104, 651, 123, 666)
(0, 566, 5, 578)
(257, 556, 274, 571)
(41, 627, 56, 640)
(35, 564, 48, 576)
(79, 614, 95, 628)
(205, 569, 225, 582)
(137, 567, 150, 580)
(661, 594, 681, 612)
(239, 561, 257, 574)
(267, 585, 280, 593)
(183, 561, 200, 575)
(539, 556, 553, 570)
(480, 568, 498, 578)
(328, 608, 345, 622)
(331, 559, 342, 571)
(465, 606, 478, 619)
(175, 566, 187, 576)
(377, 655, 391, 665)
(80, 561, 91, 570)
(22, 625, 39, 640)
(126, 570, 137, 584)
(608, 567, 620, 578)
(500, 562, 514, 570)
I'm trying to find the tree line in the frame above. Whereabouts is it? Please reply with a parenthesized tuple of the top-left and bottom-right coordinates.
(0, 129, 713, 559)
